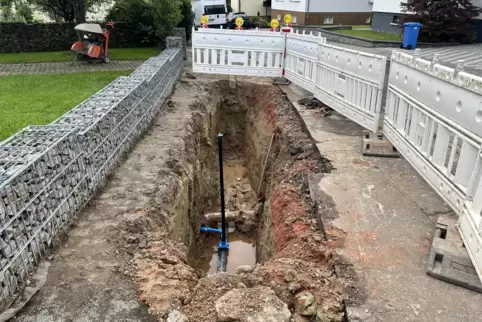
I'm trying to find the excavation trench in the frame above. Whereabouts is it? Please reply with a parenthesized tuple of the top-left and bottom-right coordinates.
(134, 80, 344, 322)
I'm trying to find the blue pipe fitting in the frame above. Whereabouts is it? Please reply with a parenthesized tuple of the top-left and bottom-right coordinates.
(218, 240, 229, 250)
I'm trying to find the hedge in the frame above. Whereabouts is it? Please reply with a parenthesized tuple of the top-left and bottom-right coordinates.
(0, 22, 158, 53)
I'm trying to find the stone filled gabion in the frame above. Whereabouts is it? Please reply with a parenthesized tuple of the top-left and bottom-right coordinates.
(0, 35, 185, 303)
(166, 36, 183, 50)
(173, 28, 187, 59)
(0, 125, 87, 298)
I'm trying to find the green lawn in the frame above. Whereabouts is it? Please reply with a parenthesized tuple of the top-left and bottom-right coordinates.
(0, 48, 161, 64)
(350, 25, 371, 29)
(334, 29, 401, 41)
(0, 70, 131, 141)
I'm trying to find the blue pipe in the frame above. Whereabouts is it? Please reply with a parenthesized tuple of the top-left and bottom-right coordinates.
(200, 227, 222, 235)
(200, 226, 229, 272)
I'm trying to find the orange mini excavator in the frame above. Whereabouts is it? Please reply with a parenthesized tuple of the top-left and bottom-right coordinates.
(71, 22, 114, 63)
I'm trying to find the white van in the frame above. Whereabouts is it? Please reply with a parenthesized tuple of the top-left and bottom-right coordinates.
(194, 0, 228, 28)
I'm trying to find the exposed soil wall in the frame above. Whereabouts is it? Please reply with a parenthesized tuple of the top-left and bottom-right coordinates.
(129, 78, 345, 322)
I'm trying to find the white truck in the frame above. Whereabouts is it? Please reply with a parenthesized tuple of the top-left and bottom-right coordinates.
(193, 0, 229, 28)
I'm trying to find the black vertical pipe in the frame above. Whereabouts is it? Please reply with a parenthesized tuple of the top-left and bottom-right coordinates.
(217, 133, 227, 245)
(217, 249, 228, 273)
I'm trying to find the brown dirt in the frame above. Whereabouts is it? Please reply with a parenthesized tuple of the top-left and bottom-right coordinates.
(13, 75, 345, 322)
(130, 81, 344, 321)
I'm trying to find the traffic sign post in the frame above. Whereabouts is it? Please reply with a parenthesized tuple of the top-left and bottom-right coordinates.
(234, 17, 244, 30)
(200, 15, 209, 28)
(270, 18, 279, 32)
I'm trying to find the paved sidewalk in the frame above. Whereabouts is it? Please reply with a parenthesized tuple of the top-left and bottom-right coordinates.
(0, 60, 142, 76)
(336, 42, 482, 75)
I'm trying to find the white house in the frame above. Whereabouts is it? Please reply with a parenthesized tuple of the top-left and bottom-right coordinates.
(271, 0, 373, 26)
(371, 0, 408, 33)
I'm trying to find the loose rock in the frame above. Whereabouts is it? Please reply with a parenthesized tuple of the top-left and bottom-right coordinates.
(295, 291, 317, 316)
(167, 310, 189, 322)
(215, 286, 291, 322)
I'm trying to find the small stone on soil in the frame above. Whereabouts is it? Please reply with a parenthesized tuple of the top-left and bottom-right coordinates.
(288, 282, 301, 293)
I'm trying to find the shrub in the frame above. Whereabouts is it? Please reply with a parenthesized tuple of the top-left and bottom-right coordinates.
(106, 0, 184, 46)
(402, 0, 482, 44)
(106, 0, 158, 46)
(177, 0, 194, 40)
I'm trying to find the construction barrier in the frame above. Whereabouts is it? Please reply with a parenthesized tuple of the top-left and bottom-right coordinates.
(384, 51, 482, 279)
(191, 28, 286, 77)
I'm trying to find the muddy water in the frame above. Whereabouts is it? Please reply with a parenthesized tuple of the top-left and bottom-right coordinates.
(198, 232, 257, 274)
(198, 161, 258, 274)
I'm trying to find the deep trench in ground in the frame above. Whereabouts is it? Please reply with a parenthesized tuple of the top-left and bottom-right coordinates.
(187, 83, 277, 274)
(134, 80, 344, 322)
(191, 96, 271, 274)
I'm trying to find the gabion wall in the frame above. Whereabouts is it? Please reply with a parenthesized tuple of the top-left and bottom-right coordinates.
(0, 36, 185, 303)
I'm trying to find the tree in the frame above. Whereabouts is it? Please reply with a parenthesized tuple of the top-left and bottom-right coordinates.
(402, 0, 482, 43)
(107, 0, 186, 45)
(28, 0, 103, 23)
(72, 0, 85, 23)
(0, 0, 15, 21)
(0, 0, 33, 22)
(177, 0, 193, 40)
(106, 0, 158, 45)
(16, 1, 33, 22)
(149, 0, 182, 40)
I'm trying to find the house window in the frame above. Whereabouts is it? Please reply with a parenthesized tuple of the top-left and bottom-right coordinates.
(292, 16, 297, 23)
(323, 16, 333, 24)
(392, 15, 401, 24)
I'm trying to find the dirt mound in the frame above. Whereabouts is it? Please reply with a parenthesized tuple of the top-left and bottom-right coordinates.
(215, 286, 291, 321)
(135, 235, 201, 318)
(251, 258, 344, 320)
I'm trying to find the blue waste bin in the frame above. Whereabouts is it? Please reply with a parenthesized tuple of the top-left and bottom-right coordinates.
(402, 22, 422, 49)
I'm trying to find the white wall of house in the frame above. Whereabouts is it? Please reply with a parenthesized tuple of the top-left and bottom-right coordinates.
(372, 0, 403, 14)
(309, 0, 373, 13)
(231, 0, 267, 16)
(272, 0, 307, 13)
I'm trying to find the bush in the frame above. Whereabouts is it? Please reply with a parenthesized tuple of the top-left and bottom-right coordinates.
(106, 0, 184, 46)
(106, 0, 158, 46)
(251, 16, 270, 28)
(177, 0, 194, 40)
(402, 0, 481, 44)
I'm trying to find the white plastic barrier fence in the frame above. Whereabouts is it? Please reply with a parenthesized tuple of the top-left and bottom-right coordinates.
(314, 43, 387, 133)
(192, 28, 286, 77)
(285, 31, 324, 94)
(384, 51, 482, 280)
